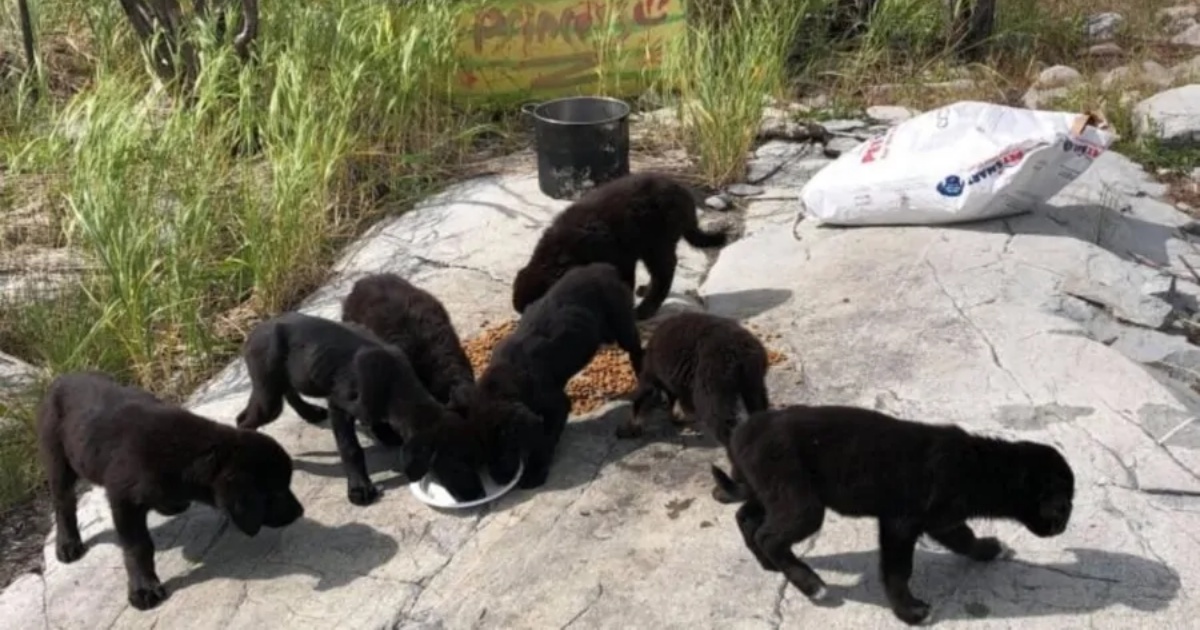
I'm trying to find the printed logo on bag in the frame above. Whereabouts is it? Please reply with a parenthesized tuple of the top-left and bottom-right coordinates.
(967, 148, 1025, 185)
(860, 131, 896, 164)
(936, 175, 965, 197)
(1061, 138, 1102, 159)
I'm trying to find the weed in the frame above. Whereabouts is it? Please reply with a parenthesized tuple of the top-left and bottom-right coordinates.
(661, 0, 828, 186)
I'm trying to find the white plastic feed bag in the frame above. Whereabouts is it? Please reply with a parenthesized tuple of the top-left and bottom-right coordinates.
(799, 101, 1116, 226)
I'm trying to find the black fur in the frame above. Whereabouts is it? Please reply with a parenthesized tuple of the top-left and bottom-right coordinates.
(469, 262, 644, 490)
(512, 172, 728, 321)
(340, 273, 487, 503)
(37, 371, 304, 611)
(341, 272, 476, 407)
(617, 312, 769, 445)
(711, 405, 1075, 626)
(234, 311, 446, 506)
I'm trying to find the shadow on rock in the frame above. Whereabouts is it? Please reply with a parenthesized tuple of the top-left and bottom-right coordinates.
(490, 402, 723, 512)
(82, 511, 398, 596)
(163, 517, 399, 594)
(947, 202, 1184, 269)
(292, 438, 410, 491)
(702, 288, 794, 321)
(801, 545, 1179, 623)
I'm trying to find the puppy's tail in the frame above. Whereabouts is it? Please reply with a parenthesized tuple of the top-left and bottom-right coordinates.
(684, 225, 728, 249)
(710, 463, 749, 504)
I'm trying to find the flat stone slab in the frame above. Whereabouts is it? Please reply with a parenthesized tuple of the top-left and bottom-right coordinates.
(702, 150, 1200, 626)
(5, 150, 1200, 629)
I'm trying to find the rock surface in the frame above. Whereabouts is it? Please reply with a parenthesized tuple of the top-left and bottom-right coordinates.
(1035, 65, 1083, 89)
(865, 105, 917, 124)
(1135, 84, 1200, 145)
(1102, 61, 1175, 90)
(4, 139, 1200, 630)
(1172, 23, 1200, 47)
(1085, 12, 1124, 41)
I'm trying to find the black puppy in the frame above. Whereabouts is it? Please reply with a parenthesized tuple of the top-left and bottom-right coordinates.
(470, 262, 644, 489)
(616, 312, 769, 445)
(235, 312, 439, 506)
(341, 273, 486, 503)
(711, 405, 1075, 626)
(512, 172, 728, 321)
(341, 272, 476, 406)
(37, 371, 304, 611)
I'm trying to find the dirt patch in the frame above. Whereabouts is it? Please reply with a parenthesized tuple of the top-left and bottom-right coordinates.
(462, 318, 789, 417)
(0, 489, 50, 590)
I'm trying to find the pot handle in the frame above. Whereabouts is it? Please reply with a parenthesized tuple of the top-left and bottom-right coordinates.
(520, 101, 539, 117)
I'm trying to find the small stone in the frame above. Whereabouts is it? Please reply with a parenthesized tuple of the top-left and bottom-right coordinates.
(1034, 65, 1083, 89)
(757, 116, 813, 142)
(865, 105, 917, 124)
(818, 119, 867, 133)
(704, 195, 730, 211)
(1088, 42, 1125, 58)
(1085, 12, 1125, 41)
(1191, 166, 1200, 181)
(1102, 61, 1175, 90)
(726, 183, 764, 197)
(1172, 23, 1200, 47)
(1023, 86, 1071, 110)
(823, 136, 862, 158)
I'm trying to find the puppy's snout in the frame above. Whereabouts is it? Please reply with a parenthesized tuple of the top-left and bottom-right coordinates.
(267, 491, 304, 527)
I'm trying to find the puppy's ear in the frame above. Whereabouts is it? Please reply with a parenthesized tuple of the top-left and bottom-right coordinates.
(217, 478, 267, 537)
(397, 432, 437, 481)
(352, 348, 394, 419)
(447, 382, 476, 416)
(488, 406, 541, 484)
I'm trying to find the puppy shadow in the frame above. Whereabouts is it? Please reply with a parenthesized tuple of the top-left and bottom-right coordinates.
(702, 288, 793, 321)
(803, 546, 1180, 622)
(84, 509, 398, 596)
(165, 516, 399, 594)
(290, 428, 411, 491)
(490, 401, 721, 512)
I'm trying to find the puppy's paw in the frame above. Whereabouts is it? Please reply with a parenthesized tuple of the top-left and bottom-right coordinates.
(615, 423, 643, 440)
(348, 483, 381, 506)
(128, 583, 168, 611)
(893, 600, 932, 626)
(56, 540, 87, 564)
(970, 537, 1005, 562)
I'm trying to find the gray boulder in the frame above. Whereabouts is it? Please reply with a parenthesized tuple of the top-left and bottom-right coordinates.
(1134, 84, 1200, 145)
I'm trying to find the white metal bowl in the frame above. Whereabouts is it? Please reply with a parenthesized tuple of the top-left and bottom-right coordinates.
(408, 460, 525, 509)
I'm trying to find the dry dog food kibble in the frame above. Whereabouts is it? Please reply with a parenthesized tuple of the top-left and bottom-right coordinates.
(462, 319, 789, 416)
(463, 320, 638, 415)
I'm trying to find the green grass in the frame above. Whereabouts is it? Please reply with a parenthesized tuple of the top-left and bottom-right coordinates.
(0, 0, 1194, 514)
(658, 0, 830, 186)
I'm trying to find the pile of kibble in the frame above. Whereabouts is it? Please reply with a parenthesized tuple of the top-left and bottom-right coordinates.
(461, 319, 789, 417)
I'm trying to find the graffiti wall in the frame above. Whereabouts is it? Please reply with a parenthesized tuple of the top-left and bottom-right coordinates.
(455, 0, 685, 100)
